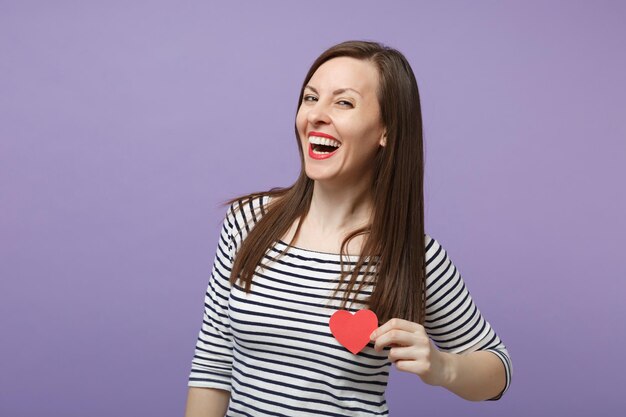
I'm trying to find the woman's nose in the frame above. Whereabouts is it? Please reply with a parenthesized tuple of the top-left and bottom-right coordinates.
(307, 101, 331, 125)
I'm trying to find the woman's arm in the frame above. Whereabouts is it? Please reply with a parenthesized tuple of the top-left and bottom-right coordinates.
(185, 203, 239, 414)
(440, 350, 507, 401)
(184, 387, 230, 417)
(371, 321, 510, 402)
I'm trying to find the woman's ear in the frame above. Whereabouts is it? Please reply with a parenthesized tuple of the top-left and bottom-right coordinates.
(379, 131, 387, 147)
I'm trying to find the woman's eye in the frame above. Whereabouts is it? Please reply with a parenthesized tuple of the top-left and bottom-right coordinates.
(302, 95, 353, 108)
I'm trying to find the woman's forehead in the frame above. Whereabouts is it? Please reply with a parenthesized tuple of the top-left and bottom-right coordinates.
(309, 57, 379, 94)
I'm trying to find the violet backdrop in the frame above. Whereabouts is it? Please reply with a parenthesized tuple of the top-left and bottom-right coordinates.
(1, 1, 625, 416)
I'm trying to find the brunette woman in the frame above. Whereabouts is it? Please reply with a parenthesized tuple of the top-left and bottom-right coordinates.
(185, 40, 512, 417)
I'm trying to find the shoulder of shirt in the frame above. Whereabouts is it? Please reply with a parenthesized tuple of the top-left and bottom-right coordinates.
(423, 233, 453, 276)
(223, 193, 271, 242)
(223, 197, 448, 269)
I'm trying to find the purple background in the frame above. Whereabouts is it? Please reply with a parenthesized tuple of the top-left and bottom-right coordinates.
(1, 1, 625, 416)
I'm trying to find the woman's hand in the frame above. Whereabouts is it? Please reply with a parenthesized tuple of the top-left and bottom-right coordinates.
(370, 318, 452, 387)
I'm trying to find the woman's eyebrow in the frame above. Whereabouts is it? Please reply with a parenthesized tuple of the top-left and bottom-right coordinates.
(304, 85, 362, 97)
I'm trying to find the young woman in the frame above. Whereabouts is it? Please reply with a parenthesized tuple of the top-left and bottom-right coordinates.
(184, 40, 512, 417)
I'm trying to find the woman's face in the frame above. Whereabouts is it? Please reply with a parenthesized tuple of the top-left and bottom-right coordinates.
(296, 56, 386, 186)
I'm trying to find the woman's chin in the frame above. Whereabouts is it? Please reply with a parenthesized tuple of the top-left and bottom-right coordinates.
(304, 167, 336, 182)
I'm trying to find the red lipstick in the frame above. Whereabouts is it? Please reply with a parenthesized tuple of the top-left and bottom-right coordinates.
(307, 131, 341, 160)
(308, 131, 339, 140)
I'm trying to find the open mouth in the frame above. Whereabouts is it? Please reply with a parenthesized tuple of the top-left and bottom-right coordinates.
(311, 143, 339, 154)
(307, 132, 341, 160)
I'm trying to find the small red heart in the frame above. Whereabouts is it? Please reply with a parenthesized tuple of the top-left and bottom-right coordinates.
(329, 309, 379, 355)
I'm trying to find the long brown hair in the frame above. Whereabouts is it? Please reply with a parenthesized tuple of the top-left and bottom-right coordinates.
(221, 40, 425, 325)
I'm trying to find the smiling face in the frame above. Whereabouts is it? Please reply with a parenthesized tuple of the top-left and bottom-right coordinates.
(296, 56, 387, 186)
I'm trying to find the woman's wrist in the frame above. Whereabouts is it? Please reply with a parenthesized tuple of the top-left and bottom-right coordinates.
(438, 351, 458, 389)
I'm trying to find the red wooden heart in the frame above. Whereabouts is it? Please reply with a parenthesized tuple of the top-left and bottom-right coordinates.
(329, 309, 379, 355)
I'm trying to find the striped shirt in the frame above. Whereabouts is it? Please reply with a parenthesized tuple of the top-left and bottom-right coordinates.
(188, 194, 512, 416)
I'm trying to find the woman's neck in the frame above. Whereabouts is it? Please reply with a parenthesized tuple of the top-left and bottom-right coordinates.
(306, 181, 373, 234)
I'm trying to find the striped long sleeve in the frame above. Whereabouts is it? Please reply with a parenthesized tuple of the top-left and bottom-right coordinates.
(423, 235, 513, 400)
(188, 203, 237, 390)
